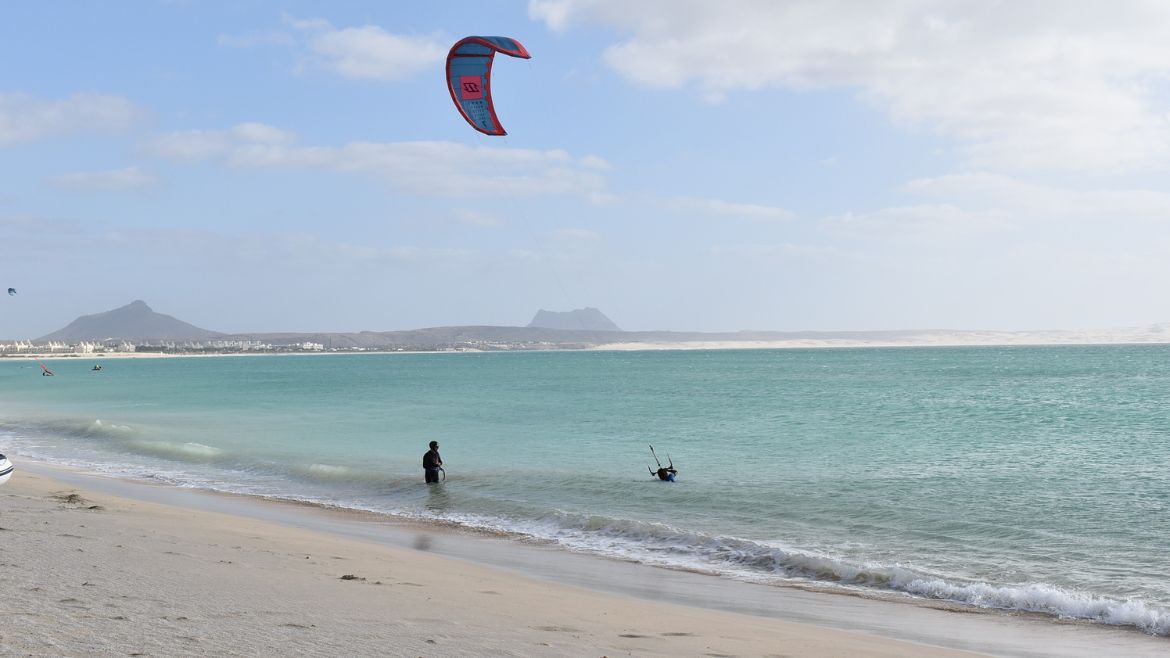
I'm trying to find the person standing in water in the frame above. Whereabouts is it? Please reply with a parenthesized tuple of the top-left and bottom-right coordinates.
(423, 440, 443, 483)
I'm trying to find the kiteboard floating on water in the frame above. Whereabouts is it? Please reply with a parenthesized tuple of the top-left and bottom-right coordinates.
(0, 453, 13, 486)
(446, 36, 530, 136)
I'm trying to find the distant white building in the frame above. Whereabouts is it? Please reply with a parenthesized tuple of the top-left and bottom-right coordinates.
(299, 342, 324, 351)
(0, 341, 34, 353)
(208, 339, 269, 350)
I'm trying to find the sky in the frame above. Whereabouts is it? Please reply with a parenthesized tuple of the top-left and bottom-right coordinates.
(3, 0, 1170, 337)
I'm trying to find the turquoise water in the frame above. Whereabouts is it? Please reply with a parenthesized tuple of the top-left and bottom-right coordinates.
(2, 346, 1169, 635)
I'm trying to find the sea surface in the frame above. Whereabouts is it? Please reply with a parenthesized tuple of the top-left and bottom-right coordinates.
(2, 346, 1169, 636)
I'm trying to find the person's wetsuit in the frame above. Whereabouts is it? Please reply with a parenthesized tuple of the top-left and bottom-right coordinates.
(656, 467, 676, 482)
(423, 448, 443, 483)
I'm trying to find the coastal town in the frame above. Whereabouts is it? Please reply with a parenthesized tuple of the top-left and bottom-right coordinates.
(0, 339, 324, 356)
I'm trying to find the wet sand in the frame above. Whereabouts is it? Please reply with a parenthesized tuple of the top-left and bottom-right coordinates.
(2, 464, 1166, 657)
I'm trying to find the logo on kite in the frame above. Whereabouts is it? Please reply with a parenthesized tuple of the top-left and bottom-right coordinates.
(6, 288, 14, 296)
(446, 36, 530, 136)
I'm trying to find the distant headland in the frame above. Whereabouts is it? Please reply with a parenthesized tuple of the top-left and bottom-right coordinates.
(3, 300, 1170, 357)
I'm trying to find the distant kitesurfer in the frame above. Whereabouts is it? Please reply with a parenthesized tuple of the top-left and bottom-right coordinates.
(423, 440, 444, 484)
(647, 444, 677, 482)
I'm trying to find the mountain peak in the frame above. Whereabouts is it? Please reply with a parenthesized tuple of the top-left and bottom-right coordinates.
(36, 301, 221, 342)
(527, 307, 621, 331)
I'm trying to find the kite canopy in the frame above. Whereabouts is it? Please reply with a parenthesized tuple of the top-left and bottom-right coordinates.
(446, 36, 530, 136)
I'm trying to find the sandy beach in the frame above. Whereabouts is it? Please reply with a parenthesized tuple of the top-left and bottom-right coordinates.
(0, 465, 1004, 658)
(4, 464, 1168, 658)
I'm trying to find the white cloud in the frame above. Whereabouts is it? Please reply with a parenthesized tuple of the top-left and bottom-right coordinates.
(48, 166, 156, 192)
(549, 227, 603, 263)
(795, 171, 1170, 329)
(455, 209, 501, 227)
(0, 93, 143, 146)
(147, 125, 608, 197)
(710, 242, 841, 260)
(822, 203, 1013, 240)
(0, 213, 82, 235)
(231, 122, 294, 144)
(579, 155, 611, 170)
(530, 0, 1170, 171)
(668, 195, 794, 222)
(238, 232, 474, 264)
(903, 172, 1170, 219)
(282, 15, 331, 32)
(142, 122, 292, 160)
(556, 227, 600, 241)
(285, 16, 446, 81)
(143, 129, 233, 160)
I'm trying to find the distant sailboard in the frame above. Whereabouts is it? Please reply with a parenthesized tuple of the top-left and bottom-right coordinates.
(36, 359, 54, 376)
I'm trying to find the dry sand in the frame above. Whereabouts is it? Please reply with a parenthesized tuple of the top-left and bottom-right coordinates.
(0, 469, 995, 658)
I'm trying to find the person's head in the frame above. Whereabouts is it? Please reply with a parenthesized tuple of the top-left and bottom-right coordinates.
(429, 440, 439, 449)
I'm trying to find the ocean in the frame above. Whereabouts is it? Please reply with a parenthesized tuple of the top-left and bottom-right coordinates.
(2, 346, 1168, 636)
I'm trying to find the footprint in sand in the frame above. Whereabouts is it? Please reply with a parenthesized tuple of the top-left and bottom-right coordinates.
(535, 625, 581, 633)
(52, 492, 86, 505)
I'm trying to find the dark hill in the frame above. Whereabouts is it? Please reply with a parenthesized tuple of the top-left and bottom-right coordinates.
(37, 300, 222, 342)
(527, 307, 621, 331)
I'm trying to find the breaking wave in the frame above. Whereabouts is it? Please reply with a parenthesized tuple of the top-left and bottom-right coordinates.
(419, 508, 1170, 636)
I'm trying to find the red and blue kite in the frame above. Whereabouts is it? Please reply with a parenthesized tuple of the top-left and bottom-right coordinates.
(446, 36, 530, 136)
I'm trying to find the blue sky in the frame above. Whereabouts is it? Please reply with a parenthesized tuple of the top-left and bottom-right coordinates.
(3, 1, 1170, 337)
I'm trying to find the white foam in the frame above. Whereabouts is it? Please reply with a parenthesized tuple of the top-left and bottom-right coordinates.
(396, 508, 1170, 636)
(131, 440, 223, 461)
(85, 419, 136, 436)
(894, 577, 1170, 635)
(297, 463, 353, 479)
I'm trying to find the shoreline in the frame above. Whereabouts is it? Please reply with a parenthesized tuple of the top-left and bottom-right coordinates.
(4, 335, 1170, 361)
(4, 460, 1168, 657)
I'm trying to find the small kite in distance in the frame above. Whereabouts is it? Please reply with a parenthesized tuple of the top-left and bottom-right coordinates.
(446, 36, 530, 136)
(6, 288, 14, 295)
